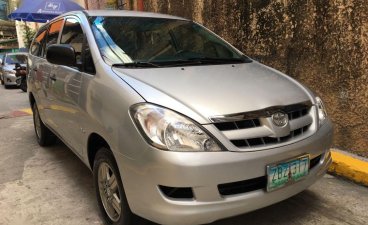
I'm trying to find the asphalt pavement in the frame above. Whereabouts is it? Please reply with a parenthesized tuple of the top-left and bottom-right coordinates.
(0, 86, 367, 225)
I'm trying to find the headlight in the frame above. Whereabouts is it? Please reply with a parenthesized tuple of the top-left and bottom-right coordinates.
(130, 104, 222, 152)
(316, 97, 327, 127)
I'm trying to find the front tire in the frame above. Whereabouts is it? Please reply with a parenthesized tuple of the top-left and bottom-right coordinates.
(32, 103, 56, 146)
(93, 148, 138, 225)
(20, 79, 27, 92)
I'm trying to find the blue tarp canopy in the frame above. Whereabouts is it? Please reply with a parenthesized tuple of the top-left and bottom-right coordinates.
(8, 0, 84, 23)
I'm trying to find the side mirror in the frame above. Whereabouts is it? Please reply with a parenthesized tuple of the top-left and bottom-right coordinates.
(46, 44, 76, 67)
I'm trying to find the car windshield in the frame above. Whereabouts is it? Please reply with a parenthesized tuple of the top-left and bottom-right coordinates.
(90, 16, 248, 67)
(5, 54, 27, 64)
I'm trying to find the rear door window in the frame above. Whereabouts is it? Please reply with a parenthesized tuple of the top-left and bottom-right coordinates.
(46, 20, 64, 51)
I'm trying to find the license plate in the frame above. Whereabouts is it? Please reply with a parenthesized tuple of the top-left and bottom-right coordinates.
(267, 155, 310, 192)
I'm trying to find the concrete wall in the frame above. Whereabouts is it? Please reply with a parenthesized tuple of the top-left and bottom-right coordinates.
(129, 0, 368, 156)
(74, 0, 86, 8)
(85, 0, 121, 9)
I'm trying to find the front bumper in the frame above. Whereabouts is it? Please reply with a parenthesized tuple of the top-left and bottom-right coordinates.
(115, 120, 333, 225)
(4, 73, 17, 85)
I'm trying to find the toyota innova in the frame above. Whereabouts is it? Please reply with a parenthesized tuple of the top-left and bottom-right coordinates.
(28, 10, 333, 225)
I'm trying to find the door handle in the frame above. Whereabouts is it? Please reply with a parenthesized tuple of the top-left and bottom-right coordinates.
(50, 74, 56, 81)
(33, 68, 38, 72)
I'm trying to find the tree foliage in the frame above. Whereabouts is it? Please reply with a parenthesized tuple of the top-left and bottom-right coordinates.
(22, 22, 36, 49)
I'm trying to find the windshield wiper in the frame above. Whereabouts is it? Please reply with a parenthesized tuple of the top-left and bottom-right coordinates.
(112, 61, 161, 68)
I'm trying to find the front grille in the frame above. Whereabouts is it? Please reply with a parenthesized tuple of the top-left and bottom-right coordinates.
(211, 102, 314, 150)
(214, 119, 261, 131)
(218, 176, 267, 196)
(231, 125, 311, 148)
(288, 106, 309, 120)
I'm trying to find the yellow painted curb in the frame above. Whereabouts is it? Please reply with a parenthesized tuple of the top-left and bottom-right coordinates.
(328, 150, 368, 186)
(19, 108, 33, 115)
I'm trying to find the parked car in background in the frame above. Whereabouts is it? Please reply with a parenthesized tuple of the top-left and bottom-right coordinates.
(0, 53, 4, 79)
(28, 10, 333, 225)
(0, 52, 28, 88)
(0, 53, 4, 65)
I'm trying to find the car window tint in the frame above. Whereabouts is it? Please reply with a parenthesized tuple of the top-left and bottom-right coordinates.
(5, 54, 27, 64)
(46, 20, 63, 49)
(30, 30, 47, 57)
(61, 18, 95, 74)
(61, 18, 84, 63)
(91, 17, 244, 64)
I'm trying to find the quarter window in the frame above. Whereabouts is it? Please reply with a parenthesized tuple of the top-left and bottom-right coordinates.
(30, 30, 47, 57)
(61, 18, 84, 63)
(46, 20, 63, 49)
(60, 17, 96, 74)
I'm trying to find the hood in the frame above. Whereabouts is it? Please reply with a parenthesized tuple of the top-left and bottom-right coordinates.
(112, 62, 313, 124)
(3, 64, 26, 71)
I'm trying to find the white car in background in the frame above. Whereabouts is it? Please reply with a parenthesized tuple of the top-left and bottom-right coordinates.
(0, 52, 28, 88)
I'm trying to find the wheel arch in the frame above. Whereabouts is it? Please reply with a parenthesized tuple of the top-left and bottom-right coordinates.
(29, 92, 35, 108)
(87, 133, 112, 170)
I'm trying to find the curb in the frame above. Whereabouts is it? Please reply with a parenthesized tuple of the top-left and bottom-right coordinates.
(328, 149, 368, 187)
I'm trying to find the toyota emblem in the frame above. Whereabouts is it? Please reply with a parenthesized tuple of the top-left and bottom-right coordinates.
(272, 112, 289, 127)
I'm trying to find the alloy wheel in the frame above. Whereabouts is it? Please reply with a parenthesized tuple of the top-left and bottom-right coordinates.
(98, 162, 122, 222)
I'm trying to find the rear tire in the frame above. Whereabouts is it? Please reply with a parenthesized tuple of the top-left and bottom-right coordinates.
(32, 103, 56, 146)
(93, 148, 139, 225)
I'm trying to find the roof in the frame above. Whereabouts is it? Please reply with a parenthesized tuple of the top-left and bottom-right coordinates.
(84, 10, 188, 20)
(57, 10, 188, 21)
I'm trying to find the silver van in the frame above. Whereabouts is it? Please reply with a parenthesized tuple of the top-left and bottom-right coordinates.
(28, 10, 333, 225)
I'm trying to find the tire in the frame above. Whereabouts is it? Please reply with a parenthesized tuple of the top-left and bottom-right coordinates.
(4, 80, 9, 89)
(32, 103, 56, 146)
(93, 148, 139, 225)
(20, 79, 27, 92)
